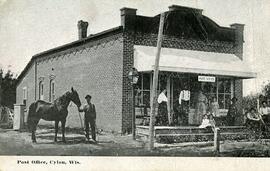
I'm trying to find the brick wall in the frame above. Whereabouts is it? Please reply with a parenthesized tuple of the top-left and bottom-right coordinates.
(234, 79, 244, 125)
(16, 63, 36, 122)
(17, 33, 124, 133)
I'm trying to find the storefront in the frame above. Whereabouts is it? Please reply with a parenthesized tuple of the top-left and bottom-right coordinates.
(134, 45, 256, 126)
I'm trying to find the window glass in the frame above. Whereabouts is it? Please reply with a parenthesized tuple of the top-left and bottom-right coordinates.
(135, 73, 151, 107)
(49, 80, 55, 102)
(39, 81, 44, 100)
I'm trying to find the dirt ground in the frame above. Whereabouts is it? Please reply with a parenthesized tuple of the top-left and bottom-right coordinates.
(0, 127, 270, 157)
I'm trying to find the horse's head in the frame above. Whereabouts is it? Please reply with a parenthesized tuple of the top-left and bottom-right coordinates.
(69, 87, 81, 108)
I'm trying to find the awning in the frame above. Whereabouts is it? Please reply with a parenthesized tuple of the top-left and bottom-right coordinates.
(134, 45, 256, 79)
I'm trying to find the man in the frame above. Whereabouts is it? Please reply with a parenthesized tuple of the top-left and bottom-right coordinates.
(259, 101, 270, 124)
(79, 95, 97, 142)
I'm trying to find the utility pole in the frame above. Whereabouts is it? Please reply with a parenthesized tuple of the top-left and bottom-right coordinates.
(148, 12, 165, 150)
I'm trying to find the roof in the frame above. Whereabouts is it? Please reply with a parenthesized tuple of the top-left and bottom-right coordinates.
(16, 26, 123, 85)
(134, 45, 256, 79)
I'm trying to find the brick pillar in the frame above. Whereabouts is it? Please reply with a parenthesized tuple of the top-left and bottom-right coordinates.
(122, 31, 135, 134)
(234, 79, 244, 125)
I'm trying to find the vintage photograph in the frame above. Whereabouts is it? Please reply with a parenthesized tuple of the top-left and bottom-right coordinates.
(0, 0, 270, 158)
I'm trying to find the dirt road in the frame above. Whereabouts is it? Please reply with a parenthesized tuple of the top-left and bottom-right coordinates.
(0, 127, 270, 157)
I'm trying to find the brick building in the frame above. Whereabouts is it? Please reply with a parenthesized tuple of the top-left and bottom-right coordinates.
(16, 5, 256, 133)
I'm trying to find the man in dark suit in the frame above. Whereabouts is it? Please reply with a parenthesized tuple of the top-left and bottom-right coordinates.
(79, 95, 97, 142)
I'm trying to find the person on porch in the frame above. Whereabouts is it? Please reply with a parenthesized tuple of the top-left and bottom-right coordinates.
(245, 108, 261, 133)
(199, 112, 215, 131)
(195, 90, 208, 125)
(210, 97, 219, 117)
(179, 85, 190, 125)
(156, 89, 168, 126)
(259, 101, 270, 124)
(227, 97, 238, 126)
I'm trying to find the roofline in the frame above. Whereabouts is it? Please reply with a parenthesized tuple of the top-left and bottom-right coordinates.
(16, 26, 123, 86)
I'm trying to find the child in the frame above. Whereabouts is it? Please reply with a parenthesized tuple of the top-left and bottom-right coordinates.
(199, 112, 216, 132)
(210, 97, 219, 117)
(199, 114, 211, 128)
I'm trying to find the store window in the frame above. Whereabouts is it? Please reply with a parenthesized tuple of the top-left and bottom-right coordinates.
(217, 78, 232, 109)
(135, 73, 151, 107)
(189, 75, 232, 110)
(39, 81, 44, 100)
(49, 79, 55, 102)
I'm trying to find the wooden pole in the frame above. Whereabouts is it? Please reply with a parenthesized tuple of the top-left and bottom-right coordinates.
(214, 128, 220, 154)
(166, 77, 171, 124)
(148, 12, 165, 150)
(132, 84, 136, 140)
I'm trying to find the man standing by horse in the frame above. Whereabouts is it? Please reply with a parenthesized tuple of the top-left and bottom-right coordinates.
(79, 95, 97, 143)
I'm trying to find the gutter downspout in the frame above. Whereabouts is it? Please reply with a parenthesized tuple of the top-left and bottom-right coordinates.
(34, 60, 37, 100)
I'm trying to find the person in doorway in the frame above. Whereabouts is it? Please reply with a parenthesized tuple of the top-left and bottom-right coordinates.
(226, 97, 238, 126)
(210, 97, 219, 117)
(195, 90, 208, 125)
(79, 95, 97, 143)
(259, 101, 270, 124)
(157, 89, 168, 126)
(179, 85, 190, 125)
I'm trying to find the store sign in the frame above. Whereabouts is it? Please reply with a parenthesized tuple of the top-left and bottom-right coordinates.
(198, 76, 216, 82)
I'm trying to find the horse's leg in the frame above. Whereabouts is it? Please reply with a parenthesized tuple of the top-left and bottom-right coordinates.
(32, 130, 36, 143)
(61, 119, 66, 143)
(31, 118, 39, 143)
(54, 120, 59, 142)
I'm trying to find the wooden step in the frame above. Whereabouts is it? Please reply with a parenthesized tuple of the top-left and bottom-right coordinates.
(156, 132, 253, 143)
(136, 126, 248, 136)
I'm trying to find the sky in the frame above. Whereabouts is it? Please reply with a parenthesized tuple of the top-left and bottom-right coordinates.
(0, 0, 269, 95)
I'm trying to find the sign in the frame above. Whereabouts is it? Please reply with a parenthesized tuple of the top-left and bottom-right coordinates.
(198, 75, 216, 82)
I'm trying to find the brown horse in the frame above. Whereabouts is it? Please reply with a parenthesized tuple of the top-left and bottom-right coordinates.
(27, 87, 81, 143)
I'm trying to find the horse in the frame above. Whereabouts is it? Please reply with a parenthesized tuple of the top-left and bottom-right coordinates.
(27, 87, 81, 143)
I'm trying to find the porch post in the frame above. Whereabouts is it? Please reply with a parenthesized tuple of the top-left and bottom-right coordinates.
(166, 76, 171, 125)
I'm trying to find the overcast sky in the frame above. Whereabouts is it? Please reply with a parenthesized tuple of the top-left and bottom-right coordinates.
(0, 0, 269, 95)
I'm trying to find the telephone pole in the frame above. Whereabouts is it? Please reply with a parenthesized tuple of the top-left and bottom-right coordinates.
(148, 12, 165, 150)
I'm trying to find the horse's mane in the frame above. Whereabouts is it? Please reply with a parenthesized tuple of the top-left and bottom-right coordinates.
(53, 91, 71, 107)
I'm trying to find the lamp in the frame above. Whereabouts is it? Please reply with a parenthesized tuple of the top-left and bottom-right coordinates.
(128, 67, 139, 140)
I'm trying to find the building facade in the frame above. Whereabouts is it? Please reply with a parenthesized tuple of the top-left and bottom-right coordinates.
(16, 5, 256, 133)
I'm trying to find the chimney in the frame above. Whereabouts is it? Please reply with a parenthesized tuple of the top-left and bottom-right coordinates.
(168, 5, 203, 15)
(230, 23, 244, 60)
(77, 20, 89, 40)
(120, 7, 137, 29)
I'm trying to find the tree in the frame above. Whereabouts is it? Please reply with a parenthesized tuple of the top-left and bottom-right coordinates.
(0, 69, 17, 108)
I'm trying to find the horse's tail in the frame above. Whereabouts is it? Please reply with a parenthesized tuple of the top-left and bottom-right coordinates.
(27, 102, 37, 131)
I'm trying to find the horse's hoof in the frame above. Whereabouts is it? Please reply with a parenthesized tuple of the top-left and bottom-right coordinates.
(32, 140, 37, 143)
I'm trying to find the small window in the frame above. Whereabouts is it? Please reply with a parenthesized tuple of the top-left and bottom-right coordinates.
(23, 87, 27, 100)
(49, 79, 55, 102)
(39, 81, 44, 100)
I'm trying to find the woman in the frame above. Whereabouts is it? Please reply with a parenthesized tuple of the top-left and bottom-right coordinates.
(156, 89, 168, 126)
(195, 90, 208, 125)
(210, 97, 219, 117)
(227, 97, 238, 126)
(245, 108, 261, 132)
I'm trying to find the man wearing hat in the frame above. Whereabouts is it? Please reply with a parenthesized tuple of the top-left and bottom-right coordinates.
(79, 95, 97, 142)
(226, 97, 238, 126)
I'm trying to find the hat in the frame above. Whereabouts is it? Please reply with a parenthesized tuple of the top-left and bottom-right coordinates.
(85, 95, 92, 99)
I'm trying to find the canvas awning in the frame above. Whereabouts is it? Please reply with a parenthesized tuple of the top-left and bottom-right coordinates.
(134, 45, 256, 79)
